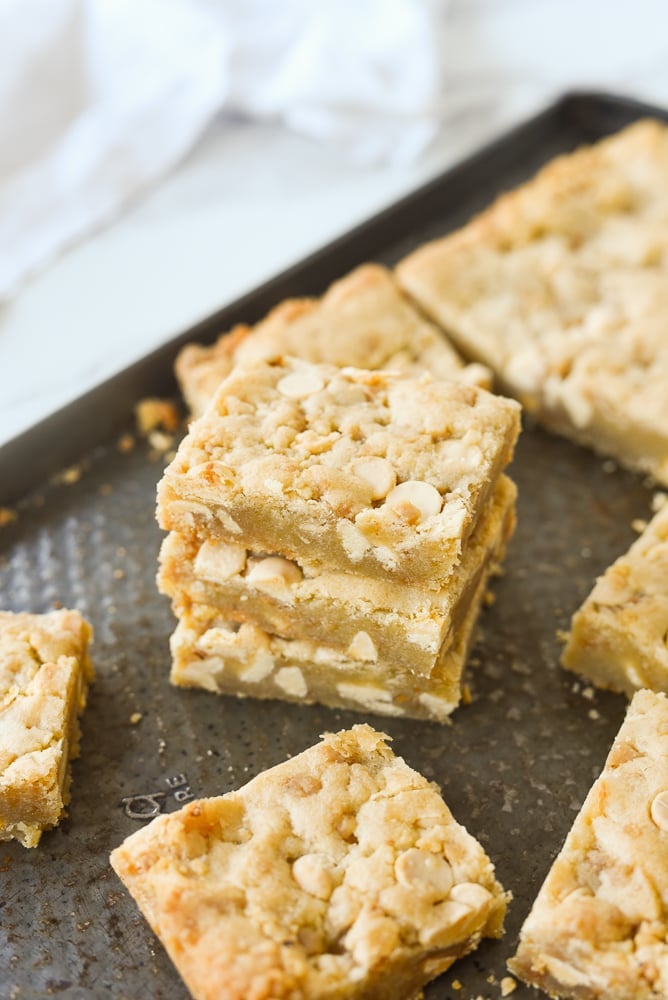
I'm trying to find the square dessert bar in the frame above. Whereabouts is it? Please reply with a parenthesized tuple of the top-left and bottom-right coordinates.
(509, 689, 668, 999)
(158, 359, 521, 589)
(397, 119, 668, 485)
(168, 550, 494, 723)
(159, 475, 516, 679)
(175, 263, 490, 417)
(111, 725, 509, 1000)
(0, 609, 93, 847)
(562, 502, 668, 697)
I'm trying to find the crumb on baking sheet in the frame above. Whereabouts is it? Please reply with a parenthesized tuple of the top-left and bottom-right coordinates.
(0, 506, 16, 527)
(135, 398, 180, 435)
(51, 464, 82, 486)
(631, 517, 648, 533)
(130, 712, 143, 725)
(500, 976, 517, 996)
(117, 433, 135, 453)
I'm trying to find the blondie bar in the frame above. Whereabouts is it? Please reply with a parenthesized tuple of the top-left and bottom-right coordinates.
(169, 549, 493, 723)
(509, 689, 668, 999)
(159, 475, 516, 678)
(562, 502, 668, 696)
(0, 609, 93, 847)
(397, 119, 668, 484)
(175, 263, 489, 417)
(111, 725, 509, 999)
(158, 359, 520, 589)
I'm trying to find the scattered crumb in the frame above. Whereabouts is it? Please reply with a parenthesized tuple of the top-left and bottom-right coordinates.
(487, 974, 497, 985)
(0, 506, 16, 527)
(588, 708, 601, 721)
(500, 976, 517, 996)
(98, 483, 113, 496)
(555, 629, 569, 643)
(631, 518, 648, 534)
(158, 739, 166, 754)
(51, 465, 82, 486)
(483, 589, 496, 607)
(148, 430, 174, 453)
(582, 686, 595, 701)
(135, 398, 180, 435)
(652, 491, 667, 513)
(130, 712, 143, 725)
(451, 981, 462, 991)
(113, 568, 125, 579)
(117, 433, 135, 453)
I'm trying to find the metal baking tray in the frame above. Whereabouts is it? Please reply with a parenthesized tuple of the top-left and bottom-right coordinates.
(2, 91, 666, 1000)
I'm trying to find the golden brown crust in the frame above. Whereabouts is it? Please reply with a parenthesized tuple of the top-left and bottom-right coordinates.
(111, 725, 509, 1000)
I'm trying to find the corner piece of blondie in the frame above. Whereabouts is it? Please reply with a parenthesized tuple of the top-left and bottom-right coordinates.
(111, 725, 509, 1000)
(562, 501, 668, 696)
(509, 689, 668, 999)
(0, 608, 94, 847)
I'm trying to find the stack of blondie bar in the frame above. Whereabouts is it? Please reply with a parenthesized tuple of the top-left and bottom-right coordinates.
(157, 350, 520, 721)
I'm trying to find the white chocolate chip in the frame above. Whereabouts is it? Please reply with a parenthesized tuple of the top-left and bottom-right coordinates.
(395, 849, 453, 900)
(351, 457, 396, 500)
(419, 899, 475, 948)
(194, 540, 247, 583)
(346, 631, 378, 662)
(277, 371, 325, 399)
(216, 509, 242, 534)
(418, 692, 458, 720)
(344, 912, 399, 967)
(449, 881, 493, 910)
(292, 855, 333, 900)
(385, 481, 442, 523)
(274, 666, 308, 697)
(198, 627, 243, 657)
(246, 556, 303, 590)
(238, 650, 274, 683)
(336, 682, 403, 716)
(650, 790, 668, 830)
(336, 519, 370, 561)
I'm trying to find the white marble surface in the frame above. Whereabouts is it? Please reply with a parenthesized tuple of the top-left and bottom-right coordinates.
(2, 0, 668, 447)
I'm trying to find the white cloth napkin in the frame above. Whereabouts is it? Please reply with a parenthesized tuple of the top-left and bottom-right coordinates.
(0, 0, 449, 300)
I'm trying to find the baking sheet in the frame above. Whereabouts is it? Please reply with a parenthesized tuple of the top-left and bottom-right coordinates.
(1, 92, 666, 999)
